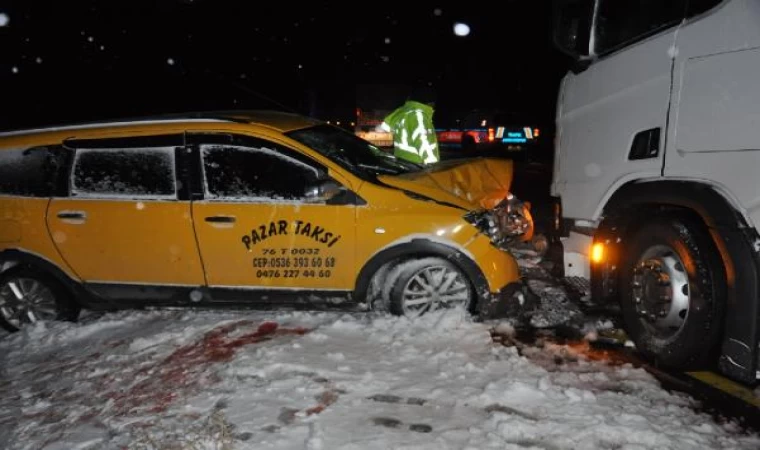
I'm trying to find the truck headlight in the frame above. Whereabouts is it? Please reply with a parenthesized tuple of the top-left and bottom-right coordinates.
(465, 194, 533, 247)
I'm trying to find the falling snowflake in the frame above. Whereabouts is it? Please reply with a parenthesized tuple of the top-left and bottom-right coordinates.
(11, 66, 18, 74)
(35, 57, 42, 64)
(453, 22, 470, 37)
(381, 56, 390, 63)
(100, 45, 105, 51)
(0, 13, 9, 27)
(433, 8, 443, 16)
(88, 36, 94, 42)
(167, 58, 175, 65)
(384, 37, 391, 44)
(297, 64, 303, 69)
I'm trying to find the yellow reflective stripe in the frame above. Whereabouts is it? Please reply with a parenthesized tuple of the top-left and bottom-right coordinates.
(686, 371, 760, 407)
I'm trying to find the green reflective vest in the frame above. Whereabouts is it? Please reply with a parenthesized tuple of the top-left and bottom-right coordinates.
(382, 100, 440, 165)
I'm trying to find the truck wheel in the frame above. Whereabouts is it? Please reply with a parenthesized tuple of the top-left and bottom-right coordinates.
(619, 214, 726, 370)
(389, 257, 474, 318)
(0, 266, 80, 332)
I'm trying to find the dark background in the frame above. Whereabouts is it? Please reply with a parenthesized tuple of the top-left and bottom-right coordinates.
(0, 1, 569, 131)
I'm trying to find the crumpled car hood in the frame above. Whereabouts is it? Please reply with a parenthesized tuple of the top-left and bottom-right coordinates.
(378, 158, 514, 210)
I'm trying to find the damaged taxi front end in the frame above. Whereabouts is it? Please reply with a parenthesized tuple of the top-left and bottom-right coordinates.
(372, 157, 535, 318)
(285, 122, 532, 318)
(377, 157, 534, 249)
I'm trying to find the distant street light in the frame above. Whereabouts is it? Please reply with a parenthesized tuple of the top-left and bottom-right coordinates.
(453, 22, 470, 37)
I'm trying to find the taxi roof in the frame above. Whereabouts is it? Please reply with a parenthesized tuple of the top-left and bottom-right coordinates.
(0, 110, 323, 139)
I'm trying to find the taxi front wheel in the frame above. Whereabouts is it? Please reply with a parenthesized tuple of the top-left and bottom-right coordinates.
(389, 257, 474, 318)
(0, 267, 80, 332)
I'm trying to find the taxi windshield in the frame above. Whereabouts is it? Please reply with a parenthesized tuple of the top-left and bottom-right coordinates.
(286, 124, 422, 180)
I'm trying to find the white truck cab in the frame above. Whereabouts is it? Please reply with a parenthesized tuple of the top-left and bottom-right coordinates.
(551, 0, 760, 384)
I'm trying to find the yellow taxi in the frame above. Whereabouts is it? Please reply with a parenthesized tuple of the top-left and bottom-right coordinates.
(0, 111, 532, 332)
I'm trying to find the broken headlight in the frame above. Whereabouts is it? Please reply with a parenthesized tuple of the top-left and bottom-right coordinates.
(464, 194, 533, 247)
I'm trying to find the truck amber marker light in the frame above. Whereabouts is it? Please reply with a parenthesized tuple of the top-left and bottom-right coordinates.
(591, 242, 605, 264)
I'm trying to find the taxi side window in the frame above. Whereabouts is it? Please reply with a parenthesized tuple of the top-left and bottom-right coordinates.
(201, 143, 321, 201)
(0, 147, 60, 197)
(71, 147, 176, 199)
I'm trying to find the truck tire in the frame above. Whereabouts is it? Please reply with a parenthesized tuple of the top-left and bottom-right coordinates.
(619, 214, 726, 370)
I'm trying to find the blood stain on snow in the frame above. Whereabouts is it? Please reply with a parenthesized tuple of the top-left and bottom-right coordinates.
(103, 320, 310, 415)
(305, 390, 340, 416)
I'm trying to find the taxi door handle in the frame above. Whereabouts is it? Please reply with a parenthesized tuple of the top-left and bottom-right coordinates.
(205, 215, 236, 223)
(56, 210, 87, 224)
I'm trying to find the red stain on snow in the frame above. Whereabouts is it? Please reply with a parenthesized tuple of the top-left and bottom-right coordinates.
(305, 390, 339, 416)
(103, 320, 309, 416)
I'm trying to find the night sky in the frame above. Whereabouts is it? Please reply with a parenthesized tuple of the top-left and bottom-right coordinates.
(0, 1, 569, 131)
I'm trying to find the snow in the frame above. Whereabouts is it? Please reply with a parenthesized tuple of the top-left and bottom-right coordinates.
(1, 308, 758, 449)
(0, 13, 8, 27)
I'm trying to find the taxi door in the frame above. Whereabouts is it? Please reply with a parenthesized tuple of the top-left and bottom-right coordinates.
(188, 133, 357, 292)
(46, 134, 206, 288)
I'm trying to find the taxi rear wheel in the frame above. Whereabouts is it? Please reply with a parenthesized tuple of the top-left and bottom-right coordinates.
(0, 266, 80, 332)
(389, 257, 474, 318)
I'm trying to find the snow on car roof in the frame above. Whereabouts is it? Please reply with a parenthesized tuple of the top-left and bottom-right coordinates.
(0, 110, 323, 138)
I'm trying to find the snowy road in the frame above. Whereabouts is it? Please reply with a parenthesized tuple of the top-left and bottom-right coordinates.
(1, 306, 759, 450)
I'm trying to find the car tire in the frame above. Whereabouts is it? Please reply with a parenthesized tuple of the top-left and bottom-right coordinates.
(619, 214, 726, 370)
(0, 266, 80, 332)
(389, 257, 474, 318)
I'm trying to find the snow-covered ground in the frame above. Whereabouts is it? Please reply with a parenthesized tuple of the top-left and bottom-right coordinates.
(1, 305, 759, 450)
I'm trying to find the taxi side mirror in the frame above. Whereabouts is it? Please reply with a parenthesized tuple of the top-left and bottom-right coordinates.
(304, 179, 344, 203)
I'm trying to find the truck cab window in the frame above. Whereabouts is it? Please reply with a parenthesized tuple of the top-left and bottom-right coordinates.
(595, 0, 687, 55)
(687, 0, 724, 18)
(553, 0, 595, 58)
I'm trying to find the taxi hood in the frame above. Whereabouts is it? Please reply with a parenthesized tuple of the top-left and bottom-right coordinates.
(378, 158, 514, 210)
